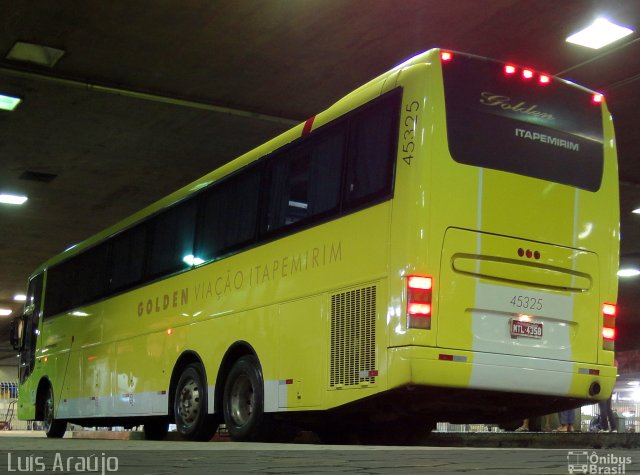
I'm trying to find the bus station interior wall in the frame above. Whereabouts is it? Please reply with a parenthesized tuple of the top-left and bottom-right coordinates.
(0, 364, 17, 381)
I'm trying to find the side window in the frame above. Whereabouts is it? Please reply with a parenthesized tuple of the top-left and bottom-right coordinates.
(344, 92, 399, 208)
(145, 199, 197, 279)
(263, 126, 345, 233)
(110, 224, 147, 292)
(25, 273, 43, 318)
(44, 258, 76, 317)
(196, 166, 260, 261)
(73, 243, 109, 307)
(44, 242, 110, 316)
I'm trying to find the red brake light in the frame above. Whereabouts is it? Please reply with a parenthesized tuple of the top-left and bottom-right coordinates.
(407, 275, 433, 329)
(602, 327, 616, 340)
(603, 303, 617, 317)
(505, 65, 516, 75)
(593, 93, 604, 104)
(408, 303, 432, 316)
(522, 69, 534, 79)
(441, 51, 452, 62)
(408, 276, 433, 290)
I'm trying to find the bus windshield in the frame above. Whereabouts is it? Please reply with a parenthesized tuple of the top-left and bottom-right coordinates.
(442, 53, 604, 192)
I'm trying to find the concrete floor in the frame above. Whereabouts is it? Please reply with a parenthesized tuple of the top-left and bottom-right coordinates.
(1, 431, 639, 474)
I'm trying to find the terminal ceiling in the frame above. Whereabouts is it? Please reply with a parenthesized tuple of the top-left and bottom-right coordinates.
(1, 0, 639, 362)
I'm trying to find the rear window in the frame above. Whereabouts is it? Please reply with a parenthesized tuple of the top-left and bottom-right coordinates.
(442, 53, 604, 191)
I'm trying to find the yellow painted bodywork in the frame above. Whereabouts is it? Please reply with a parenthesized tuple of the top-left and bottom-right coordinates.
(18, 49, 619, 423)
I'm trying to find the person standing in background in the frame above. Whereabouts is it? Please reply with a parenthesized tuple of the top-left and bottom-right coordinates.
(598, 358, 619, 432)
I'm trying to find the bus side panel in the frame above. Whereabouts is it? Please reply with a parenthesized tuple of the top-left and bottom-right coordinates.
(185, 203, 392, 414)
(41, 300, 103, 419)
(276, 296, 325, 408)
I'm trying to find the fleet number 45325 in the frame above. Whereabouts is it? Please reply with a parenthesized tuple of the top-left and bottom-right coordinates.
(510, 296, 543, 311)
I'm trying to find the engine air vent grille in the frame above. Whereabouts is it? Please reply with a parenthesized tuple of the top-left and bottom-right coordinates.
(330, 285, 376, 388)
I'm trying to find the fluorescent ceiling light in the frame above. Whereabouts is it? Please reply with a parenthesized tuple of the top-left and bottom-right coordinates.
(14, 294, 27, 302)
(566, 18, 634, 49)
(0, 194, 28, 205)
(70, 311, 90, 317)
(0, 309, 12, 316)
(0, 94, 21, 111)
(618, 268, 640, 278)
(6, 41, 65, 68)
(183, 255, 204, 266)
(633, 208, 640, 214)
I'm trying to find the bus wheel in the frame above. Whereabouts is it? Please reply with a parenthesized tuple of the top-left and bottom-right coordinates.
(42, 384, 67, 438)
(223, 355, 269, 441)
(143, 418, 169, 440)
(173, 363, 218, 441)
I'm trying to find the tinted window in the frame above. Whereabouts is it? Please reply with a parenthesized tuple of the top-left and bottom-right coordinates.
(41, 89, 402, 317)
(110, 224, 146, 291)
(73, 243, 109, 307)
(345, 93, 399, 207)
(196, 166, 261, 260)
(45, 259, 76, 317)
(442, 54, 604, 191)
(264, 127, 345, 233)
(145, 200, 197, 278)
(45, 243, 110, 316)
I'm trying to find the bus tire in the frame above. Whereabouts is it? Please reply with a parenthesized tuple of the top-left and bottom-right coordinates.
(223, 355, 269, 441)
(42, 384, 67, 438)
(173, 363, 218, 441)
(143, 418, 169, 440)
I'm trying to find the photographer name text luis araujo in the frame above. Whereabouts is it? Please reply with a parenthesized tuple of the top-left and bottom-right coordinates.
(6, 452, 118, 474)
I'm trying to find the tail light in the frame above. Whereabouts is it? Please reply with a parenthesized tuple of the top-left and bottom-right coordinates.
(602, 302, 617, 350)
(441, 51, 453, 62)
(407, 275, 432, 329)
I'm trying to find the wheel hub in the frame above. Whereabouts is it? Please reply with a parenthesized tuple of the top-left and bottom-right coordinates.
(230, 374, 254, 426)
(177, 379, 200, 427)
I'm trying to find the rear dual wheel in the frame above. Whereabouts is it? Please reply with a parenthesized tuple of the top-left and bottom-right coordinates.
(223, 355, 297, 442)
(173, 363, 218, 441)
(223, 355, 267, 441)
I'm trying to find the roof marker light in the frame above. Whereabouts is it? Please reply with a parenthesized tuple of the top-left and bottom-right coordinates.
(441, 51, 452, 62)
(505, 65, 516, 75)
(593, 93, 604, 104)
(522, 69, 534, 79)
(539, 74, 551, 84)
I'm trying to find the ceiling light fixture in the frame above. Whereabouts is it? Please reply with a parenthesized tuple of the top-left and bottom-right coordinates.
(6, 41, 65, 68)
(633, 208, 640, 214)
(566, 18, 634, 49)
(14, 294, 27, 302)
(0, 94, 21, 111)
(0, 309, 12, 316)
(618, 268, 640, 278)
(0, 194, 28, 205)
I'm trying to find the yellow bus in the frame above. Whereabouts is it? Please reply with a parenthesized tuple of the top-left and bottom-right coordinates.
(10, 48, 619, 443)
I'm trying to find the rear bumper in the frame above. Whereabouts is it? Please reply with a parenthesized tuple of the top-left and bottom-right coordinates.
(388, 346, 616, 401)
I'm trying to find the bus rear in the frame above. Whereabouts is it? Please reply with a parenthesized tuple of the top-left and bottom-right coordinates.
(389, 50, 619, 422)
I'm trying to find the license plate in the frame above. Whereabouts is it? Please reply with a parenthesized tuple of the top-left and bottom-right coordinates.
(510, 319, 543, 339)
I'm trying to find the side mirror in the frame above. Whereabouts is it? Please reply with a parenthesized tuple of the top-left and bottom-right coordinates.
(9, 317, 24, 351)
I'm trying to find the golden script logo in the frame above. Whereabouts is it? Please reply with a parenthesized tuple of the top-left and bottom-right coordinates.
(479, 92, 554, 120)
